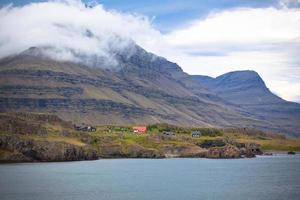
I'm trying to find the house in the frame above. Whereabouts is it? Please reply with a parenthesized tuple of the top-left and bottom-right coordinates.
(191, 131, 202, 137)
(87, 126, 97, 132)
(163, 131, 175, 136)
(133, 126, 147, 133)
(74, 124, 96, 132)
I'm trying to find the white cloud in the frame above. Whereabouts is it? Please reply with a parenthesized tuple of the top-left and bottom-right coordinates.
(0, 0, 160, 67)
(164, 7, 300, 52)
(162, 7, 300, 102)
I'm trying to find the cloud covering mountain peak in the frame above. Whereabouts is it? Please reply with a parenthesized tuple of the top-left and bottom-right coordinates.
(0, 0, 160, 67)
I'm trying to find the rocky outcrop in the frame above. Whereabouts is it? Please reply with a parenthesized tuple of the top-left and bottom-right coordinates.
(161, 144, 207, 158)
(206, 145, 241, 158)
(236, 142, 263, 158)
(0, 135, 97, 162)
(126, 144, 163, 158)
(0, 85, 83, 98)
(197, 139, 263, 158)
(198, 139, 226, 148)
(99, 143, 164, 158)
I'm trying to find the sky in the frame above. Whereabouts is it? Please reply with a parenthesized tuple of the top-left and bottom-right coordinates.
(0, 0, 300, 102)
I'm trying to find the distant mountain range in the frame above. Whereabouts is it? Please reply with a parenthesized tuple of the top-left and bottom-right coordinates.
(0, 44, 299, 137)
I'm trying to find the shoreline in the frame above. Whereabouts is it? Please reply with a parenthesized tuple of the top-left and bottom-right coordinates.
(263, 150, 299, 155)
(1, 152, 298, 164)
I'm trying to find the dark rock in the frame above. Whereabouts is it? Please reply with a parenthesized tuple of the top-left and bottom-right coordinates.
(0, 135, 98, 162)
(100, 143, 123, 158)
(99, 143, 164, 158)
(198, 139, 226, 148)
(263, 152, 273, 156)
(206, 145, 240, 158)
(127, 144, 163, 158)
(161, 144, 207, 158)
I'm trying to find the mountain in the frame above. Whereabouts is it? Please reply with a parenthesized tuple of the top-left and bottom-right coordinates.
(192, 71, 300, 137)
(0, 45, 299, 136)
(192, 71, 284, 105)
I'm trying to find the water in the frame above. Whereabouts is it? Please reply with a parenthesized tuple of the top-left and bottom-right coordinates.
(0, 155, 300, 200)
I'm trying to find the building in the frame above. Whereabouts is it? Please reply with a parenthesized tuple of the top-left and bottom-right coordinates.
(74, 124, 96, 132)
(133, 126, 147, 133)
(191, 131, 202, 137)
(163, 131, 175, 136)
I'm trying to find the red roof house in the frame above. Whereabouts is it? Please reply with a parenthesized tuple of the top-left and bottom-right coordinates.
(133, 126, 147, 133)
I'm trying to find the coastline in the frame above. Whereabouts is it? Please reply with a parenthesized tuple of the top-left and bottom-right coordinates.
(1, 113, 299, 163)
(1, 153, 300, 164)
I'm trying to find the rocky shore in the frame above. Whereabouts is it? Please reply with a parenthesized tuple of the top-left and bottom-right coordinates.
(0, 112, 265, 163)
(0, 134, 262, 162)
(0, 135, 98, 162)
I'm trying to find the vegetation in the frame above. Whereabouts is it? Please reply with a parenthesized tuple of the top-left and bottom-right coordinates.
(1, 112, 300, 162)
(82, 124, 300, 152)
(147, 123, 223, 136)
(224, 133, 300, 151)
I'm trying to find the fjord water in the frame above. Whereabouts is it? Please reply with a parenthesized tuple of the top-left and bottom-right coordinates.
(1, 155, 300, 200)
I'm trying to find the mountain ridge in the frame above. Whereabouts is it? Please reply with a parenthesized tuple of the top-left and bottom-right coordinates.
(192, 71, 300, 137)
(0, 45, 299, 136)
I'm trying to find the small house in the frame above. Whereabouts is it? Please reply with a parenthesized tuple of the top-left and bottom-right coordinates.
(74, 124, 96, 132)
(87, 126, 97, 132)
(163, 131, 175, 136)
(191, 131, 202, 137)
(133, 126, 147, 133)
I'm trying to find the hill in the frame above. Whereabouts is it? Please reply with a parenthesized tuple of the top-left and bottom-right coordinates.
(192, 71, 300, 137)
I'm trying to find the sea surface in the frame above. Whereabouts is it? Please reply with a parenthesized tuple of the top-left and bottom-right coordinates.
(0, 155, 300, 200)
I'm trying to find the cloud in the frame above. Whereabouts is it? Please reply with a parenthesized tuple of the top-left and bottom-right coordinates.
(279, 0, 300, 8)
(164, 7, 300, 53)
(161, 6, 300, 102)
(0, 0, 160, 67)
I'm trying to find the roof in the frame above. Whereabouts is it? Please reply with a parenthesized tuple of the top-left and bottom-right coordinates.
(133, 126, 147, 132)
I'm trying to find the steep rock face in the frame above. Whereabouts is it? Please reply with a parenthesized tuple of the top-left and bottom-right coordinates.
(99, 142, 164, 158)
(206, 145, 241, 158)
(161, 144, 207, 158)
(0, 135, 98, 162)
(192, 71, 300, 137)
(197, 139, 262, 158)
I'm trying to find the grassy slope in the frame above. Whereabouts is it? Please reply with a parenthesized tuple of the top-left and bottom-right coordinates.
(2, 127, 300, 153)
(0, 112, 299, 155)
(84, 125, 300, 152)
